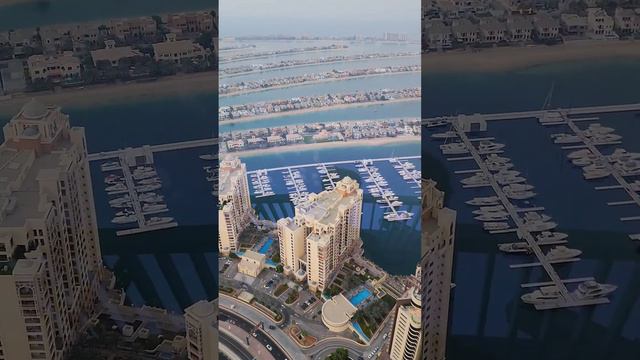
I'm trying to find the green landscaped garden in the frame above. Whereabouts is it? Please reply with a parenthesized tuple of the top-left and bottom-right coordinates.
(352, 295, 396, 338)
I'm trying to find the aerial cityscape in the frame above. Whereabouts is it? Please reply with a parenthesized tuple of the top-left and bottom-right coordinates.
(0, 2, 217, 359)
(217, 0, 421, 359)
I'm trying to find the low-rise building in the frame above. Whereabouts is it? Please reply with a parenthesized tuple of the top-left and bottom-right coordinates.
(614, 8, 639, 36)
(452, 18, 479, 44)
(90, 40, 143, 67)
(506, 15, 533, 42)
(533, 14, 560, 40)
(107, 16, 157, 41)
(27, 52, 81, 82)
(165, 11, 216, 34)
(425, 20, 453, 50)
(587, 7, 617, 39)
(560, 13, 588, 35)
(237, 250, 266, 277)
(153, 33, 206, 64)
(321, 294, 357, 332)
(479, 17, 507, 44)
(0, 60, 27, 94)
(69, 21, 103, 45)
(8, 28, 36, 48)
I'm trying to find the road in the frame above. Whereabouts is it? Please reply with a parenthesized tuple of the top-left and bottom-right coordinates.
(220, 310, 288, 360)
(220, 331, 254, 360)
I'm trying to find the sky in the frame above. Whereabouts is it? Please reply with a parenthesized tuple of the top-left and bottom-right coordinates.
(220, 0, 420, 38)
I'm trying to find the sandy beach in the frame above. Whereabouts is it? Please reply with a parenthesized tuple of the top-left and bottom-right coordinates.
(424, 40, 640, 73)
(220, 97, 420, 125)
(228, 135, 420, 158)
(220, 70, 420, 98)
(0, 71, 217, 117)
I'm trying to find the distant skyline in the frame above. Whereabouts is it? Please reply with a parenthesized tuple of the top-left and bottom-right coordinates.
(220, 0, 420, 39)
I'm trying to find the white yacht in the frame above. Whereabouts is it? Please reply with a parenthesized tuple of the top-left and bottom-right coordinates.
(136, 183, 162, 193)
(607, 148, 640, 163)
(109, 195, 131, 205)
(138, 177, 161, 185)
(583, 123, 615, 136)
(461, 173, 489, 186)
(495, 174, 526, 185)
(567, 149, 592, 160)
(115, 209, 134, 217)
(498, 242, 532, 254)
(466, 196, 500, 206)
(536, 231, 568, 243)
(111, 215, 137, 224)
(472, 205, 505, 214)
(523, 220, 557, 232)
(425, 119, 449, 128)
(146, 216, 174, 226)
(504, 183, 534, 192)
(101, 161, 121, 171)
(572, 281, 617, 300)
(105, 174, 121, 184)
(475, 213, 509, 221)
(487, 162, 514, 172)
(523, 212, 552, 223)
(199, 154, 216, 160)
(139, 192, 164, 203)
(485, 154, 511, 164)
(106, 183, 127, 192)
(111, 201, 132, 208)
(143, 203, 167, 212)
(591, 133, 622, 144)
(440, 142, 468, 155)
(133, 171, 158, 180)
(583, 168, 610, 180)
(551, 133, 581, 144)
(545, 246, 581, 261)
(483, 222, 509, 231)
(614, 159, 640, 176)
(477, 141, 505, 154)
(521, 286, 563, 306)
(384, 211, 413, 221)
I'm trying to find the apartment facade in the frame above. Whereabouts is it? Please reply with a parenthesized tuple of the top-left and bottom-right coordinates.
(277, 177, 363, 292)
(614, 8, 639, 36)
(153, 33, 206, 64)
(0, 99, 103, 360)
(218, 156, 252, 255)
(389, 289, 422, 360)
(421, 179, 456, 360)
(166, 11, 216, 34)
(27, 53, 81, 82)
(184, 300, 217, 360)
(587, 8, 617, 39)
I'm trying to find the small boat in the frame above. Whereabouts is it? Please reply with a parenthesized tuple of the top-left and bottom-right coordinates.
(536, 231, 568, 243)
(440, 142, 468, 155)
(483, 222, 509, 231)
(101, 161, 121, 171)
(199, 154, 216, 160)
(111, 215, 137, 224)
(477, 141, 505, 154)
(567, 149, 592, 160)
(115, 209, 135, 217)
(551, 133, 581, 144)
(583, 168, 610, 180)
(475, 214, 509, 221)
(109, 195, 131, 205)
(136, 183, 162, 193)
(142, 203, 167, 212)
(461, 173, 489, 186)
(146, 216, 174, 226)
(523, 220, 557, 232)
(105, 183, 127, 192)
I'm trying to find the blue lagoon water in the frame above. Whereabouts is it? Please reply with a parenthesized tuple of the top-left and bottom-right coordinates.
(423, 59, 640, 360)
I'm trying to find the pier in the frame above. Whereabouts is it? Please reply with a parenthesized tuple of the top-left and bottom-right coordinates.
(357, 160, 408, 221)
(389, 158, 421, 198)
(447, 122, 611, 309)
(283, 167, 308, 206)
(88, 138, 217, 162)
(317, 163, 338, 191)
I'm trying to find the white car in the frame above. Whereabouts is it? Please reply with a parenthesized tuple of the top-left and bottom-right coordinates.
(266, 344, 273, 351)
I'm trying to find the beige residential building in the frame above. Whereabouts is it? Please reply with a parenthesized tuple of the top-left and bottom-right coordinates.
(421, 179, 456, 360)
(533, 14, 560, 40)
(237, 250, 266, 277)
(184, 300, 218, 360)
(153, 33, 206, 64)
(107, 16, 157, 40)
(614, 8, 639, 36)
(587, 8, 617, 39)
(277, 177, 363, 292)
(218, 156, 252, 255)
(0, 99, 103, 360)
(90, 40, 143, 67)
(389, 288, 422, 360)
(452, 19, 479, 44)
(479, 17, 506, 43)
(506, 15, 533, 41)
(27, 53, 81, 82)
(166, 11, 216, 34)
(560, 13, 588, 35)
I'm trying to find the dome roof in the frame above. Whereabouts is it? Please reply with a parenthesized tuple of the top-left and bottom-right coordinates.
(20, 98, 48, 120)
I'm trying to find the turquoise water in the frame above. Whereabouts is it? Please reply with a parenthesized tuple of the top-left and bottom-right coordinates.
(257, 238, 273, 254)
(424, 59, 640, 360)
(352, 321, 370, 342)
(0, 0, 213, 31)
(350, 288, 372, 306)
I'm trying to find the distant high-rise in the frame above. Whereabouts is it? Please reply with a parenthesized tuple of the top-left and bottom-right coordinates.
(185, 300, 218, 360)
(277, 177, 363, 292)
(218, 155, 252, 255)
(389, 288, 422, 360)
(0, 99, 103, 359)
(421, 179, 456, 360)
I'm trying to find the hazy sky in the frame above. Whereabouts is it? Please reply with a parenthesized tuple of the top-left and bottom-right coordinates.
(220, 0, 420, 38)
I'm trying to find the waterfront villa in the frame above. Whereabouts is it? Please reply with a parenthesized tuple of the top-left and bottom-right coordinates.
(506, 15, 533, 42)
(587, 8, 618, 40)
(153, 33, 206, 64)
(452, 18, 479, 44)
(479, 17, 507, 44)
(532, 13, 560, 40)
(560, 13, 588, 36)
(27, 52, 81, 82)
(90, 40, 143, 67)
(614, 8, 639, 36)
(425, 20, 453, 50)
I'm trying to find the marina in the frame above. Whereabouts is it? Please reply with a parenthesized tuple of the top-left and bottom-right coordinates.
(100, 156, 177, 237)
(390, 158, 421, 199)
(356, 160, 412, 222)
(429, 117, 616, 310)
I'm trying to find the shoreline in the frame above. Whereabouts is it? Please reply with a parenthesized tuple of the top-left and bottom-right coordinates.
(423, 40, 640, 73)
(229, 135, 420, 158)
(220, 97, 420, 125)
(220, 70, 420, 98)
(0, 71, 217, 117)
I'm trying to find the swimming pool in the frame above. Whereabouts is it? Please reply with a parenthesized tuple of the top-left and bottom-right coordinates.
(349, 288, 372, 306)
(351, 321, 370, 342)
(257, 238, 273, 254)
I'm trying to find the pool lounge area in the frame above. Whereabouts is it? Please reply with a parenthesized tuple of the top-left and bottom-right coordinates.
(349, 288, 373, 307)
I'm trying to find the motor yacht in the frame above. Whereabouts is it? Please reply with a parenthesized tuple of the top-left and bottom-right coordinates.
(495, 174, 526, 185)
(136, 183, 162, 193)
(545, 246, 582, 261)
(440, 142, 468, 155)
(583, 168, 610, 180)
(199, 154, 216, 160)
(567, 149, 592, 160)
(498, 242, 532, 254)
(572, 281, 617, 300)
(475, 213, 509, 221)
(485, 154, 511, 164)
(384, 211, 413, 221)
(109, 195, 131, 205)
(483, 222, 509, 231)
(101, 161, 121, 171)
(425, 119, 449, 128)
(536, 231, 568, 243)
(138, 177, 161, 185)
(115, 209, 135, 217)
(521, 286, 563, 306)
(523, 212, 551, 223)
(551, 133, 581, 144)
(590, 133, 622, 144)
(487, 162, 514, 172)
(143, 203, 167, 212)
(466, 196, 500, 206)
(146, 216, 174, 226)
(104, 174, 121, 184)
(106, 183, 127, 192)
(523, 220, 557, 232)
(111, 215, 137, 224)
(472, 205, 505, 214)
(461, 173, 489, 186)
(477, 141, 506, 154)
